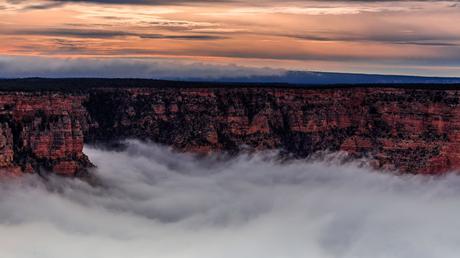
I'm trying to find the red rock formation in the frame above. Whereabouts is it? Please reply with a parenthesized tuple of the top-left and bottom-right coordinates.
(83, 86, 460, 174)
(2, 82, 460, 176)
(0, 92, 92, 176)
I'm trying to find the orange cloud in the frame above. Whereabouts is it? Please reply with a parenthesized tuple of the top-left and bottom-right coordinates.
(1, 0, 460, 76)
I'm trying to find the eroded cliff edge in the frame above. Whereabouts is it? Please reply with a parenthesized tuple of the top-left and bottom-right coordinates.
(0, 92, 92, 176)
(0, 80, 459, 175)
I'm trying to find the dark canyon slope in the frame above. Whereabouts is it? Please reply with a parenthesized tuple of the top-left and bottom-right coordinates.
(0, 78, 460, 176)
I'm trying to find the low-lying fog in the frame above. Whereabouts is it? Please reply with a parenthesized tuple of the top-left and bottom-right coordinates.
(1, 140, 460, 258)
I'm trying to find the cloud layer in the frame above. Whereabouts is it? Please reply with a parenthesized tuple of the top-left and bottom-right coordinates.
(2, 0, 460, 76)
(8, 0, 460, 7)
(1, 140, 460, 258)
(0, 56, 282, 78)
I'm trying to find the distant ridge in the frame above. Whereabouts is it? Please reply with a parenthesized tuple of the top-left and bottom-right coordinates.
(175, 71, 460, 85)
(2, 71, 460, 85)
(1, 78, 460, 91)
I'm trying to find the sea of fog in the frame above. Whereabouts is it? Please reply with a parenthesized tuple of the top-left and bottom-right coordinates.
(1, 140, 460, 258)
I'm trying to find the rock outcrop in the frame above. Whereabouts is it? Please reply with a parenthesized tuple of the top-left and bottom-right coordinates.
(1, 79, 460, 175)
(0, 92, 92, 176)
(82, 86, 460, 174)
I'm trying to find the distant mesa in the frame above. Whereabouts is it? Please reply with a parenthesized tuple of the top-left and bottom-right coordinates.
(175, 71, 460, 85)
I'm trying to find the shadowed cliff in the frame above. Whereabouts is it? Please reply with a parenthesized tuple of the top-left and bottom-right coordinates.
(0, 79, 459, 175)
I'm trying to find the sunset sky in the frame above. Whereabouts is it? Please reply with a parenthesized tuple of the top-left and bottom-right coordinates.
(2, 0, 460, 77)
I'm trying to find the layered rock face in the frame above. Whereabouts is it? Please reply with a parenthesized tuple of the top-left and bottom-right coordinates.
(83, 87, 460, 174)
(0, 92, 92, 176)
(1, 82, 460, 176)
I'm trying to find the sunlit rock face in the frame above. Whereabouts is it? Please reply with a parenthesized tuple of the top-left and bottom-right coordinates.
(0, 92, 92, 176)
(0, 81, 460, 175)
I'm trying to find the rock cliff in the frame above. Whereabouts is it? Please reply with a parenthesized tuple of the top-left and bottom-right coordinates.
(82, 86, 460, 174)
(0, 79, 460, 175)
(0, 91, 92, 176)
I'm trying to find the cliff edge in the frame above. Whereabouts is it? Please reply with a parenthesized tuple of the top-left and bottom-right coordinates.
(0, 79, 459, 175)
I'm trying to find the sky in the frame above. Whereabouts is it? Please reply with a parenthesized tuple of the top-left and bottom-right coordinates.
(2, 0, 460, 77)
(2, 140, 460, 258)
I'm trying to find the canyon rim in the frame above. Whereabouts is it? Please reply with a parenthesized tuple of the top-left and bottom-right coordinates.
(3, 0, 460, 257)
(0, 79, 459, 176)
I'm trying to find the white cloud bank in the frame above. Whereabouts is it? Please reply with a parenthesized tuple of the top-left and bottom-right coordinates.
(1, 140, 460, 258)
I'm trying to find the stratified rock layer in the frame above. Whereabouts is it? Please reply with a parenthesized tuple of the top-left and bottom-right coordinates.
(0, 92, 92, 176)
(1, 81, 460, 175)
(82, 86, 460, 174)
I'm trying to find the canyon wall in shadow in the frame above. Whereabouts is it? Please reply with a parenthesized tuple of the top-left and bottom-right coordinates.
(0, 79, 459, 175)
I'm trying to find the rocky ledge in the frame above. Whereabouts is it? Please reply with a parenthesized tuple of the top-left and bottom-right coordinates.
(1, 79, 460, 176)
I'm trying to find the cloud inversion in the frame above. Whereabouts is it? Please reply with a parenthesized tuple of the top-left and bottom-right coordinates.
(1, 140, 460, 258)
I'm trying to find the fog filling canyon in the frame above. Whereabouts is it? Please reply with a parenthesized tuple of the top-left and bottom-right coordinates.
(0, 140, 460, 258)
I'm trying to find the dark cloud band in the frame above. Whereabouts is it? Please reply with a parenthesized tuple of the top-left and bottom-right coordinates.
(5, 28, 226, 40)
